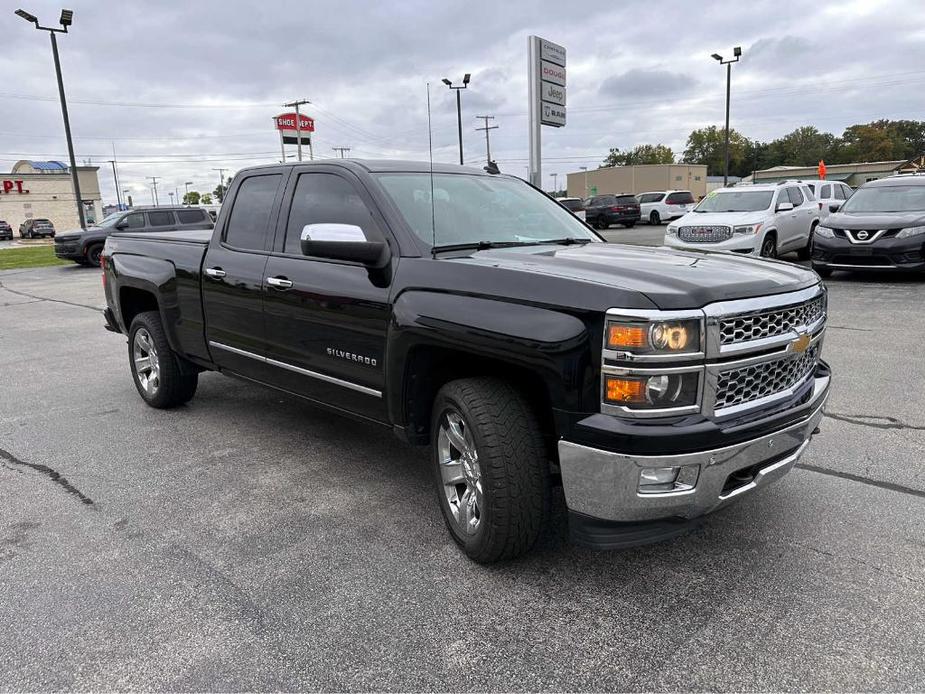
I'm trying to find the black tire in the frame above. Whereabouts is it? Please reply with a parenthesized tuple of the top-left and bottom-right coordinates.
(797, 225, 815, 261)
(128, 311, 198, 409)
(759, 233, 777, 259)
(649, 211, 661, 225)
(86, 243, 103, 267)
(596, 218, 609, 230)
(812, 264, 832, 278)
(624, 221, 636, 229)
(431, 377, 550, 563)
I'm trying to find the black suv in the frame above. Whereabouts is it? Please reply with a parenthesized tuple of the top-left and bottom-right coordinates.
(55, 206, 213, 266)
(0, 220, 12, 241)
(583, 194, 640, 229)
(812, 174, 925, 276)
(20, 218, 55, 239)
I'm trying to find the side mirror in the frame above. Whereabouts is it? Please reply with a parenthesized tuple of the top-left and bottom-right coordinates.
(828, 202, 842, 213)
(776, 202, 794, 213)
(300, 223, 389, 268)
(115, 221, 128, 230)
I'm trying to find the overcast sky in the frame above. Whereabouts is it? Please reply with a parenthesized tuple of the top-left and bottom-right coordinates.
(3, 0, 925, 206)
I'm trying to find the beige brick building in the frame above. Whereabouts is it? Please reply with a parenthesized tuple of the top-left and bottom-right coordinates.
(566, 164, 708, 200)
(0, 160, 102, 233)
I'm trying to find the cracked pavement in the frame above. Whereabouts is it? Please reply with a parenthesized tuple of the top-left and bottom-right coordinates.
(1, 261, 924, 691)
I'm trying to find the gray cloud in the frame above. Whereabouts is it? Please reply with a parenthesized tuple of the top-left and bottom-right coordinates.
(599, 69, 698, 100)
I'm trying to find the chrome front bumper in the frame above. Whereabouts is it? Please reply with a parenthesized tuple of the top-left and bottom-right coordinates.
(559, 373, 829, 523)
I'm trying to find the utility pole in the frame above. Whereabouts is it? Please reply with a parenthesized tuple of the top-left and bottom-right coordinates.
(551, 173, 558, 193)
(211, 168, 226, 202)
(475, 115, 498, 165)
(283, 99, 310, 162)
(168, 192, 175, 206)
(332, 147, 351, 158)
(147, 176, 159, 206)
(108, 160, 122, 209)
(184, 181, 193, 204)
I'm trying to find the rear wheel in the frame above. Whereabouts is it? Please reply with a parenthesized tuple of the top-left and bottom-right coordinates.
(431, 378, 549, 563)
(649, 211, 661, 225)
(128, 311, 198, 409)
(596, 218, 608, 230)
(759, 233, 777, 259)
(624, 221, 636, 229)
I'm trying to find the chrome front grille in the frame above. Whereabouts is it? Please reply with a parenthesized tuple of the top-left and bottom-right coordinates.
(715, 345, 819, 411)
(678, 225, 732, 243)
(720, 294, 825, 345)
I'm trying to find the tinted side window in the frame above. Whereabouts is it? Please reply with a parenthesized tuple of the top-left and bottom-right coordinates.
(666, 191, 694, 204)
(283, 173, 380, 255)
(821, 184, 831, 199)
(122, 213, 145, 229)
(177, 209, 206, 224)
(834, 185, 847, 200)
(616, 195, 637, 204)
(787, 187, 804, 205)
(147, 211, 175, 227)
(224, 174, 282, 251)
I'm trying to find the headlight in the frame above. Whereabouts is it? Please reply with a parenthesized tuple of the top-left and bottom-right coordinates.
(666, 225, 678, 236)
(733, 223, 762, 235)
(606, 318, 701, 355)
(604, 372, 700, 410)
(815, 226, 835, 238)
(897, 226, 925, 239)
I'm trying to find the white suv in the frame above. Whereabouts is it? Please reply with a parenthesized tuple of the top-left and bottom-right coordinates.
(799, 179, 853, 221)
(637, 190, 696, 225)
(664, 182, 819, 259)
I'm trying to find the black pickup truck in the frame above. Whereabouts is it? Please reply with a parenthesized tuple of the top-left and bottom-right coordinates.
(101, 160, 831, 563)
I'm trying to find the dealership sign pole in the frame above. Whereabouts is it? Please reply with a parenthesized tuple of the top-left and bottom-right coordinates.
(528, 36, 566, 188)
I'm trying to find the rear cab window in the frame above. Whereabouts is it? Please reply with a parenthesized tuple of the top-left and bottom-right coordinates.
(147, 211, 175, 227)
(559, 199, 584, 212)
(223, 174, 283, 251)
(177, 209, 207, 224)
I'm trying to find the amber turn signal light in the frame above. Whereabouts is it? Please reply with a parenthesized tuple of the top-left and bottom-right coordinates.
(605, 376, 646, 404)
(607, 324, 647, 349)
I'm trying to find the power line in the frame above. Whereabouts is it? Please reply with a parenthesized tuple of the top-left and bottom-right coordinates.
(331, 147, 351, 158)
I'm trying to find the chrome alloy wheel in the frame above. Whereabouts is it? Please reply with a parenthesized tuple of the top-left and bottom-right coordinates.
(437, 410, 483, 535)
(132, 328, 161, 395)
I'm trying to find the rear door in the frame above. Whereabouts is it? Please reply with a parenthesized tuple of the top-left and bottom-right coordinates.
(260, 168, 392, 421)
(202, 170, 287, 378)
(145, 210, 176, 229)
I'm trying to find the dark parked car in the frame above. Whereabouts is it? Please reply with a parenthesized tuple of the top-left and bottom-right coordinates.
(55, 206, 213, 266)
(812, 174, 925, 276)
(101, 160, 829, 563)
(583, 193, 640, 229)
(20, 218, 55, 239)
(0, 220, 12, 240)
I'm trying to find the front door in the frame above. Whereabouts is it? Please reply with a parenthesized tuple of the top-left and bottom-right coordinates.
(261, 169, 392, 422)
(201, 170, 286, 379)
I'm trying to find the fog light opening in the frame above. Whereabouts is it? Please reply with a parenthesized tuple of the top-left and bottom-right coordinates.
(638, 464, 699, 494)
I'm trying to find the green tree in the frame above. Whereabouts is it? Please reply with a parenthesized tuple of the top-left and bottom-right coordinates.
(763, 126, 841, 168)
(213, 182, 228, 203)
(602, 143, 675, 167)
(681, 126, 750, 177)
(182, 190, 201, 206)
(200, 193, 213, 205)
(840, 120, 925, 162)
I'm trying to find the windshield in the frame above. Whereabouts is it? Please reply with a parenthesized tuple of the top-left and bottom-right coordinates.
(694, 190, 773, 213)
(840, 184, 925, 213)
(376, 173, 598, 247)
(97, 212, 125, 228)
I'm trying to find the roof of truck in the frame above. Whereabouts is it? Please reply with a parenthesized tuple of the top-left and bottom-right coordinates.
(241, 159, 495, 176)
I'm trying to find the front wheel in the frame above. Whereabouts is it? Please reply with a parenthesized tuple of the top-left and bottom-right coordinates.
(797, 227, 815, 260)
(431, 378, 550, 563)
(596, 218, 609, 230)
(759, 233, 777, 259)
(649, 211, 661, 225)
(86, 243, 103, 267)
(128, 311, 198, 408)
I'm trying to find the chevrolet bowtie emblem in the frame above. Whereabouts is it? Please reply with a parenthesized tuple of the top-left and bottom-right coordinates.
(791, 333, 811, 353)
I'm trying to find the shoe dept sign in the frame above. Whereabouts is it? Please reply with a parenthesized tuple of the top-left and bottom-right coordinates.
(527, 36, 566, 187)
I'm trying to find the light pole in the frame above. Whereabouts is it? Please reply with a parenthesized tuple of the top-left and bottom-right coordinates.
(712, 46, 742, 187)
(122, 189, 130, 208)
(551, 173, 558, 193)
(107, 160, 122, 209)
(442, 74, 470, 165)
(15, 8, 86, 229)
(579, 166, 588, 198)
(184, 181, 193, 204)
(168, 192, 175, 206)
(211, 168, 226, 202)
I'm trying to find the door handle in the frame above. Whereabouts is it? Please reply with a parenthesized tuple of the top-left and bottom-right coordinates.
(266, 276, 293, 289)
(204, 267, 226, 279)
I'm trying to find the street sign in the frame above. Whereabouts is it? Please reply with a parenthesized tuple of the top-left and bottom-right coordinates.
(528, 35, 567, 187)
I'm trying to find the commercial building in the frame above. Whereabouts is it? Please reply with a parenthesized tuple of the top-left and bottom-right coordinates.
(747, 155, 925, 187)
(566, 164, 708, 200)
(0, 160, 102, 232)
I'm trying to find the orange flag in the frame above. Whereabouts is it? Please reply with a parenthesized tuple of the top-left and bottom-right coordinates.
(818, 160, 827, 180)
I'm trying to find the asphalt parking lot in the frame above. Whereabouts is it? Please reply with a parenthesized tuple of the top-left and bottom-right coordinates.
(1, 243, 924, 691)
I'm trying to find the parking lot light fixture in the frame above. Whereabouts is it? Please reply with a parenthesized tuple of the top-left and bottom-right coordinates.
(712, 47, 742, 187)
(443, 75, 471, 166)
(15, 7, 85, 229)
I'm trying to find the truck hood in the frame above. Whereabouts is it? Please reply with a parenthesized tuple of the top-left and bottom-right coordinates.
(824, 211, 925, 229)
(670, 210, 767, 228)
(448, 242, 819, 310)
(56, 226, 102, 241)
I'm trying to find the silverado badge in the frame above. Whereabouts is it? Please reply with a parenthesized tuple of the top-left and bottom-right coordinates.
(791, 333, 811, 354)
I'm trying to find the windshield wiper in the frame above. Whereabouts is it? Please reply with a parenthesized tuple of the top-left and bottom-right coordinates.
(432, 240, 535, 253)
(539, 237, 593, 246)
